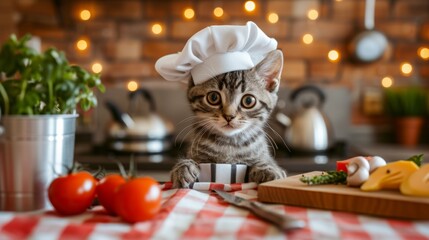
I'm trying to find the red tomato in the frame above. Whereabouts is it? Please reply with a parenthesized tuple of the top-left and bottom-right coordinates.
(336, 159, 351, 173)
(96, 174, 126, 215)
(48, 171, 97, 215)
(115, 177, 162, 223)
(337, 156, 375, 173)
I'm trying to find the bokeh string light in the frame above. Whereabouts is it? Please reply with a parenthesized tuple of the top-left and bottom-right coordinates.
(213, 7, 224, 18)
(302, 34, 314, 44)
(184, 8, 195, 19)
(381, 76, 393, 88)
(244, 1, 256, 12)
(127, 80, 139, 92)
(151, 23, 163, 35)
(91, 62, 103, 74)
(401, 62, 413, 76)
(307, 9, 319, 20)
(418, 47, 429, 60)
(76, 38, 88, 51)
(328, 50, 340, 62)
(267, 13, 279, 24)
(80, 9, 91, 21)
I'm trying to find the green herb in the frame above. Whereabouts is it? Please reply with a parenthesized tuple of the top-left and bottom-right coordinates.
(0, 34, 105, 115)
(300, 171, 347, 185)
(384, 87, 428, 117)
(407, 154, 423, 167)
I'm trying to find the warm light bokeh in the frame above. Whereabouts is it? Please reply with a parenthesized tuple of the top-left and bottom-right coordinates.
(381, 76, 393, 88)
(418, 47, 429, 60)
(127, 80, 139, 92)
(76, 39, 88, 51)
(80, 10, 91, 21)
(400, 62, 413, 75)
(302, 34, 314, 44)
(244, 1, 256, 12)
(328, 50, 340, 62)
(184, 8, 195, 19)
(213, 7, 224, 18)
(267, 13, 279, 23)
(151, 23, 163, 35)
(307, 9, 319, 20)
(91, 62, 103, 73)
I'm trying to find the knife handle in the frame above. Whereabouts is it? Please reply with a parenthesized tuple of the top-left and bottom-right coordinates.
(249, 201, 306, 231)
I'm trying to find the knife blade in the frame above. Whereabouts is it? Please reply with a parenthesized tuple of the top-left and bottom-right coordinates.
(214, 189, 305, 231)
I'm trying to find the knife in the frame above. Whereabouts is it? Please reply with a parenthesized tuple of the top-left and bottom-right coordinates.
(214, 190, 306, 231)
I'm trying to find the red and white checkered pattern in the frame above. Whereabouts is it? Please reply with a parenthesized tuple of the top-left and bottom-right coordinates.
(0, 186, 428, 239)
(161, 181, 257, 192)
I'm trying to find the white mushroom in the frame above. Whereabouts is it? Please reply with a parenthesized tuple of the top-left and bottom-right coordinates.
(364, 156, 387, 173)
(346, 156, 371, 187)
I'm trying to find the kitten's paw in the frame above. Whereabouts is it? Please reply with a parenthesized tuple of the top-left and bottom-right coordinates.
(170, 159, 200, 188)
(249, 165, 286, 183)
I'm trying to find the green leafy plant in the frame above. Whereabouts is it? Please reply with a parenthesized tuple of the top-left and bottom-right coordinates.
(407, 154, 423, 167)
(0, 34, 105, 115)
(384, 87, 428, 117)
(300, 171, 347, 185)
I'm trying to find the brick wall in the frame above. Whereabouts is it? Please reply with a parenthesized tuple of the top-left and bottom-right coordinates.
(3, 0, 429, 125)
(0, 0, 16, 43)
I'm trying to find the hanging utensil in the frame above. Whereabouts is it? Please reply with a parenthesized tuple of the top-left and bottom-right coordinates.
(349, 0, 388, 62)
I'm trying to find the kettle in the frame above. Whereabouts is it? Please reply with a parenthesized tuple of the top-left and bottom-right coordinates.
(105, 88, 175, 153)
(276, 85, 334, 152)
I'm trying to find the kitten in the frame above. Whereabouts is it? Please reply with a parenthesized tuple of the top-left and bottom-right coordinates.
(171, 49, 286, 188)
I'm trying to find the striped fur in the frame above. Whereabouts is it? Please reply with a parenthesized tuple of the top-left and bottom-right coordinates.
(171, 50, 286, 188)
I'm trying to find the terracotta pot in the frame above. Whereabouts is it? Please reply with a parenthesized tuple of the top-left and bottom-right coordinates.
(394, 117, 424, 147)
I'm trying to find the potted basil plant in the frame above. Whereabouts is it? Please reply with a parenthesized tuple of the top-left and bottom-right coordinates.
(384, 86, 428, 147)
(0, 34, 105, 211)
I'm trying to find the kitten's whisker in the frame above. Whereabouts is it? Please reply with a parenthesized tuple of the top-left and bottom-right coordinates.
(175, 124, 195, 145)
(179, 118, 212, 148)
(266, 123, 291, 152)
(265, 131, 278, 150)
(176, 124, 195, 146)
(265, 129, 278, 149)
(193, 127, 209, 155)
(177, 118, 210, 142)
(194, 121, 214, 155)
(176, 115, 200, 126)
(189, 119, 210, 154)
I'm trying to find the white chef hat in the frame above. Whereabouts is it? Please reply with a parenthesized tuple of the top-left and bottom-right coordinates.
(155, 21, 278, 85)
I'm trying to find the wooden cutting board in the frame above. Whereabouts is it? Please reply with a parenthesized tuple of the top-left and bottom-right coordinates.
(258, 171, 429, 220)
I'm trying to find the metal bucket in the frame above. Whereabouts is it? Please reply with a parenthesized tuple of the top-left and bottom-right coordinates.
(0, 114, 77, 211)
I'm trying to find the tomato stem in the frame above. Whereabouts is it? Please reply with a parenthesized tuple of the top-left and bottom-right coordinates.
(129, 155, 137, 179)
(92, 165, 106, 180)
(115, 160, 128, 179)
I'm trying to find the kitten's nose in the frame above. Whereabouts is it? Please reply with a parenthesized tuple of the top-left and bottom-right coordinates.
(223, 114, 236, 122)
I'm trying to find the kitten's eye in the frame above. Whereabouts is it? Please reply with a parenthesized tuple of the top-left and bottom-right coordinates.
(206, 91, 221, 106)
(241, 94, 257, 109)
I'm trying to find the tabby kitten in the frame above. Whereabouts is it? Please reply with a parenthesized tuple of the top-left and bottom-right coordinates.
(171, 49, 286, 188)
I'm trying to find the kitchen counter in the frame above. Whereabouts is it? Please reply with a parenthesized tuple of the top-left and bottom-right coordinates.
(75, 141, 360, 181)
(0, 184, 428, 239)
(356, 143, 429, 162)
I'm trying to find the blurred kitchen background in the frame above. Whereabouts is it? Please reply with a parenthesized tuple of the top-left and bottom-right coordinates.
(1, 0, 429, 178)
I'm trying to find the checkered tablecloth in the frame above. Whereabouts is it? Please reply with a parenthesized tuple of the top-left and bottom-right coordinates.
(1, 185, 429, 240)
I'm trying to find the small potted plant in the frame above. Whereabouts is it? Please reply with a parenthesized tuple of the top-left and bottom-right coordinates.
(0, 34, 105, 211)
(384, 86, 428, 147)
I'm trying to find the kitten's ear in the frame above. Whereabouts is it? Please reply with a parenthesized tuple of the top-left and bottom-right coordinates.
(255, 49, 283, 92)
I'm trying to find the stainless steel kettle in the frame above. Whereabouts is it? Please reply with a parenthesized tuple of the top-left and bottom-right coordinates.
(276, 85, 334, 152)
(105, 88, 175, 153)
